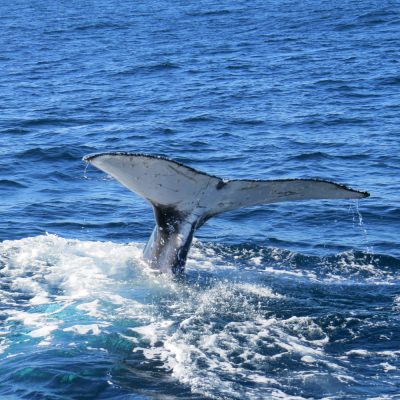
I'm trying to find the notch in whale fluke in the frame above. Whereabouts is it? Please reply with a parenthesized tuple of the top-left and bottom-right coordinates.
(83, 152, 369, 273)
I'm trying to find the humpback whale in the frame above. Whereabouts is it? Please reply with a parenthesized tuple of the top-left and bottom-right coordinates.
(83, 152, 369, 274)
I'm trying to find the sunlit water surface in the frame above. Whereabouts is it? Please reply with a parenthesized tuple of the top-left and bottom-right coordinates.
(1, 0, 399, 398)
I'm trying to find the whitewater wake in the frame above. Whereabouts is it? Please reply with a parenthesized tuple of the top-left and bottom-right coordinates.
(0, 235, 399, 399)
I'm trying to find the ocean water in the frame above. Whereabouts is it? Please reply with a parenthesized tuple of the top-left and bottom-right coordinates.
(1, 0, 400, 399)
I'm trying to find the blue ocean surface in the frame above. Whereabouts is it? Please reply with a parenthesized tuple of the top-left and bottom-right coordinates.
(1, 0, 400, 398)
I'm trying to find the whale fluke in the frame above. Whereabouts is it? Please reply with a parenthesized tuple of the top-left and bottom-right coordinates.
(83, 152, 369, 273)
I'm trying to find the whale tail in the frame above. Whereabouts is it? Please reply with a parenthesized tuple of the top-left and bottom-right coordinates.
(84, 152, 369, 273)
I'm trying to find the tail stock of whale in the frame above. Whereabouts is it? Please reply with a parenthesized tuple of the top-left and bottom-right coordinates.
(83, 152, 369, 274)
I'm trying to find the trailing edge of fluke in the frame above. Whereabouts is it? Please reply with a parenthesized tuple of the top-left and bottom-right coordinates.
(83, 152, 369, 274)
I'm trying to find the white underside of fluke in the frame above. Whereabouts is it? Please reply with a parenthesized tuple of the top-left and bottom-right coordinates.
(84, 152, 369, 273)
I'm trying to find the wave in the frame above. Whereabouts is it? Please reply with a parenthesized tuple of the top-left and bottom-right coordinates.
(289, 151, 370, 162)
(187, 9, 233, 17)
(114, 62, 180, 77)
(17, 146, 85, 162)
(190, 241, 400, 283)
(289, 151, 332, 161)
(0, 235, 398, 399)
(0, 179, 26, 189)
(377, 75, 400, 86)
(180, 115, 215, 123)
(19, 118, 87, 128)
(230, 118, 265, 126)
(73, 22, 129, 32)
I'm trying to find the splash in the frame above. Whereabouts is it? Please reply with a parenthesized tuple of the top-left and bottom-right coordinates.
(351, 200, 373, 254)
(0, 235, 399, 399)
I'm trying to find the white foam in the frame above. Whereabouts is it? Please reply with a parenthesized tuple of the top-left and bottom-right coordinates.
(130, 320, 174, 346)
(393, 295, 400, 311)
(345, 349, 400, 359)
(345, 349, 369, 356)
(0, 235, 150, 356)
(1, 235, 396, 399)
(334, 374, 357, 383)
(380, 362, 396, 372)
(270, 389, 307, 400)
(376, 350, 400, 357)
(0, 235, 144, 301)
(7, 310, 45, 326)
(128, 280, 335, 399)
(63, 324, 108, 335)
(248, 374, 280, 385)
(236, 283, 285, 299)
(28, 324, 58, 338)
(76, 300, 104, 318)
(301, 355, 316, 363)
(251, 256, 263, 266)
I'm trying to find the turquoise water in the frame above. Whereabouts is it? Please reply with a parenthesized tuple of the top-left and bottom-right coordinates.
(1, 0, 399, 398)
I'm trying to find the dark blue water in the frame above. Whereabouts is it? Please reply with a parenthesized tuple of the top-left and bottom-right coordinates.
(1, 0, 399, 398)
